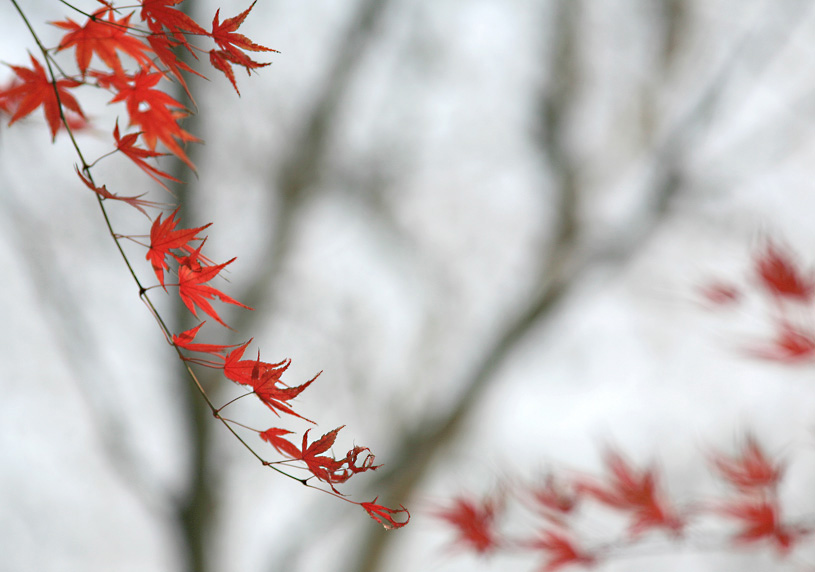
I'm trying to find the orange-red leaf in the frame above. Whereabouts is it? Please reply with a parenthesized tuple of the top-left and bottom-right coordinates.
(146, 208, 211, 287)
(279, 426, 381, 487)
(344, 445, 381, 476)
(176, 258, 252, 328)
(1, 54, 84, 140)
(140, 0, 207, 39)
(223, 343, 288, 387)
(248, 364, 318, 423)
(208, 2, 277, 94)
(259, 427, 301, 459)
(114, 121, 181, 191)
(361, 497, 410, 530)
(208, 50, 243, 95)
(109, 68, 199, 168)
(298, 427, 347, 487)
(76, 167, 161, 216)
(145, 33, 205, 99)
(172, 322, 242, 356)
(53, 9, 153, 75)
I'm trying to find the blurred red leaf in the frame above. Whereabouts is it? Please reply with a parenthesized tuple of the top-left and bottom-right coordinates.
(436, 495, 500, 554)
(533, 474, 579, 517)
(577, 450, 683, 537)
(1, 54, 84, 140)
(528, 530, 595, 572)
(700, 282, 740, 305)
(719, 499, 801, 554)
(755, 241, 814, 301)
(748, 323, 815, 363)
(711, 434, 783, 493)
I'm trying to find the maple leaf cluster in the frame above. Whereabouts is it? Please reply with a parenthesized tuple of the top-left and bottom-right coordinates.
(434, 237, 815, 569)
(436, 436, 810, 570)
(702, 238, 815, 363)
(712, 434, 807, 553)
(0, 0, 274, 146)
(2, 0, 408, 530)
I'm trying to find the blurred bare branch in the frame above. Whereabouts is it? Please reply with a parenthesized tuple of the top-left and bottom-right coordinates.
(233, 0, 395, 327)
(346, 2, 582, 569)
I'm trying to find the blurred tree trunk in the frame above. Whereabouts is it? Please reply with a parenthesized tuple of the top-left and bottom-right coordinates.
(166, 1, 394, 571)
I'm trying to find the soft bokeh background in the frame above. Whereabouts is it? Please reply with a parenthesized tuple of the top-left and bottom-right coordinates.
(3, 1, 815, 571)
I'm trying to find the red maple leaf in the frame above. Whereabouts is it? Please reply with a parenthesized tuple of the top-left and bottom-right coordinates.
(260, 425, 379, 477)
(749, 322, 815, 363)
(246, 361, 319, 422)
(172, 322, 242, 356)
(1, 54, 84, 140)
(435, 495, 500, 554)
(711, 434, 783, 492)
(259, 427, 301, 459)
(528, 530, 595, 572)
(222, 342, 287, 387)
(207, 1, 277, 95)
(76, 167, 161, 216)
(140, 0, 207, 39)
(114, 121, 181, 191)
(146, 208, 211, 287)
(109, 68, 200, 169)
(343, 445, 380, 476)
(145, 33, 204, 99)
(208, 50, 249, 95)
(719, 499, 802, 554)
(577, 450, 683, 537)
(223, 345, 318, 422)
(755, 241, 814, 301)
(297, 426, 352, 490)
(360, 497, 410, 530)
(52, 9, 153, 75)
(176, 258, 252, 328)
